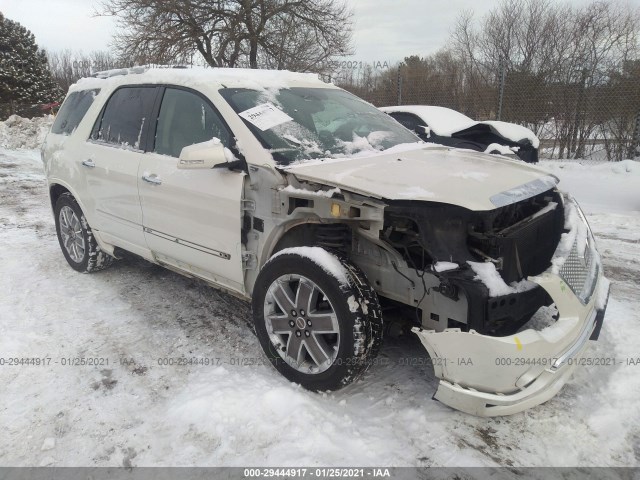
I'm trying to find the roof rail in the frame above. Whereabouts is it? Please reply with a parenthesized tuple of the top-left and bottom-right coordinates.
(90, 64, 195, 79)
(91, 66, 149, 79)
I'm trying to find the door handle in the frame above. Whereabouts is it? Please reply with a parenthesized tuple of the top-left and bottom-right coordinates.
(81, 159, 95, 168)
(142, 173, 162, 185)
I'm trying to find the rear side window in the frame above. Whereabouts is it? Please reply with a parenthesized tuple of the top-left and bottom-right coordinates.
(51, 89, 99, 135)
(388, 112, 423, 131)
(154, 88, 232, 158)
(91, 86, 157, 149)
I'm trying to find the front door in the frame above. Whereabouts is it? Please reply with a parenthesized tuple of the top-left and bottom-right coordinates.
(138, 87, 246, 294)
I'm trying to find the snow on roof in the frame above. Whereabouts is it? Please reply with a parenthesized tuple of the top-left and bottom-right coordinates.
(70, 66, 327, 93)
(380, 105, 476, 136)
(380, 105, 539, 148)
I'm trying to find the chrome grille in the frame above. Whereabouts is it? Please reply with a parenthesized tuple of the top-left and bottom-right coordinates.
(559, 235, 598, 304)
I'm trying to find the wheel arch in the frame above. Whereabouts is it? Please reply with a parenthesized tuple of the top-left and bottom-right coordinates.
(48, 179, 114, 256)
(246, 220, 356, 296)
(264, 221, 353, 262)
(49, 182, 71, 209)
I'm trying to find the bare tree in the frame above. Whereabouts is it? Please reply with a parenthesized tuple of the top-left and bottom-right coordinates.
(96, 0, 353, 71)
(451, 0, 640, 159)
(47, 50, 134, 92)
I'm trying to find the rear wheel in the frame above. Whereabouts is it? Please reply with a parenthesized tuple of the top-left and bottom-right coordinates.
(252, 247, 383, 391)
(54, 193, 114, 273)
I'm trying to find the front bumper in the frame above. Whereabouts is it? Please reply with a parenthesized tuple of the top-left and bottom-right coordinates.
(412, 195, 609, 416)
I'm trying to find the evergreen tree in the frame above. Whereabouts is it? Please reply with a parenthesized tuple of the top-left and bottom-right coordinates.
(0, 12, 61, 108)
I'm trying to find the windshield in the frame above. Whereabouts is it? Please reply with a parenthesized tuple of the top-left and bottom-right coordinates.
(219, 87, 420, 165)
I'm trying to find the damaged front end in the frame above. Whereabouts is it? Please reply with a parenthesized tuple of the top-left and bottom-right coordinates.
(379, 190, 609, 416)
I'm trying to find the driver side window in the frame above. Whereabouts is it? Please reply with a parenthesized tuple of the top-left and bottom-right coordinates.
(154, 88, 231, 158)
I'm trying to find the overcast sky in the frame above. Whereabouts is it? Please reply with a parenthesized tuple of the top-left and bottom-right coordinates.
(1, 0, 638, 64)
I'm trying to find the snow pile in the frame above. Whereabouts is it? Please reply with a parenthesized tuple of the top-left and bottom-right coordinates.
(539, 159, 640, 213)
(0, 115, 53, 150)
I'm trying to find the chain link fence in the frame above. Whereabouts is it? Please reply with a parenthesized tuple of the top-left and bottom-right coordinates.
(0, 102, 59, 121)
(337, 65, 640, 163)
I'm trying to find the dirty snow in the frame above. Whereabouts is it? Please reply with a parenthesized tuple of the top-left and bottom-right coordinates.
(0, 114, 53, 150)
(0, 117, 639, 468)
(347, 295, 360, 313)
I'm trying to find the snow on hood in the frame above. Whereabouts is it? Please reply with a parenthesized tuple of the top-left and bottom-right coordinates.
(380, 106, 540, 148)
(285, 145, 557, 211)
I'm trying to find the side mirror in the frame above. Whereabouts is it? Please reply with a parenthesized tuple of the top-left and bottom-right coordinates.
(177, 140, 227, 169)
(416, 125, 431, 138)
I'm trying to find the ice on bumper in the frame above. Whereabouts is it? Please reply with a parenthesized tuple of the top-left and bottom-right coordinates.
(413, 194, 608, 416)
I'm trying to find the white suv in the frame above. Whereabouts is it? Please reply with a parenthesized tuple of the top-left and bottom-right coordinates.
(43, 67, 609, 416)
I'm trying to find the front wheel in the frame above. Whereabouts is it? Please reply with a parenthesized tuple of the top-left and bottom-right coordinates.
(252, 247, 383, 391)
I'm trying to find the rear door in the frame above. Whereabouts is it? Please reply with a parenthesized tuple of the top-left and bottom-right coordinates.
(138, 87, 246, 294)
(82, 86, 159, 255)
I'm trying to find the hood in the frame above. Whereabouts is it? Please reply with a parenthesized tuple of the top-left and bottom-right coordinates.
(284, 146, 557, 211)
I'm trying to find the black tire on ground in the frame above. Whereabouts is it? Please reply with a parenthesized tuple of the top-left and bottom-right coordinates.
(54, 192, 115, 273)
(252, 248, 383, 392)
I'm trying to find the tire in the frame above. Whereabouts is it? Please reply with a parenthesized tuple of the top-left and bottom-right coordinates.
(54, 193, 114, 273)
(252, 247, 383, 391)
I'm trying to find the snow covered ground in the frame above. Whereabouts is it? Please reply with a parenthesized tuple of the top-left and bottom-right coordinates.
(0, 120, 639, 468)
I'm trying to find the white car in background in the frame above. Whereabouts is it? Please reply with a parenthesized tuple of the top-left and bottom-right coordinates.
(42, 67, 607, 416)
(381, 105, 540, 163)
